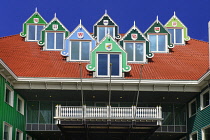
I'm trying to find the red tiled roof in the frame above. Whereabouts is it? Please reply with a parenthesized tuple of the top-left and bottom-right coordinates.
(0, 34, 208, 80)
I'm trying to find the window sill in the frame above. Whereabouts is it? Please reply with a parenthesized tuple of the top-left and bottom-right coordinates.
(201, 104, 210, 111)
(5, 101, 13, 107)
(17, 110, 24, 115)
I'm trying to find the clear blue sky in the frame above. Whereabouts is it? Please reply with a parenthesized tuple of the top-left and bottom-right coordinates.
(1, 0, 210, 41)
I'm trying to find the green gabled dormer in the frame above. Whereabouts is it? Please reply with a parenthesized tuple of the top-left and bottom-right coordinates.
(38, 13, 69, 50)
(165, 12, 190, 44)
(119, 21, 153, 63)
(20, 8, 47, 41)
(144, 16, 174, 53)
(86, 34, 131, 77)
(93, 10, 120, 43)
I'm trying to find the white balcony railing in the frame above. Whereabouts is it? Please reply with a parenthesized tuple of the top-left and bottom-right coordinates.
(54, 105, 162, 125)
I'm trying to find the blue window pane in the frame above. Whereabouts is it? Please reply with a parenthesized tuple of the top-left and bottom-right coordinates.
(135, 43, 144, 61)
(176, 29, 182, 43)
(28, 25, 35, 40)
(125, 43, 133, 61)
(37, 25, 44, 40)
(47, 33, 54, 49)
(81, 42, 90, 60)
(56, 33, 64, 49)
(149, 35, 157, 51)
(98, 54, 108, 76)
(107, 27, 114, 37)
(168, 29, 174, 43)
(158, 35, 166, 51)
(110, 54, 119, 76)
(71, 42, 79, 60)
(99, 27, 105, 42)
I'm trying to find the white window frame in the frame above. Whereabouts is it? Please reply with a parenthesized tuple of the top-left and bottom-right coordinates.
(69, 40, 91, 61)
(5, 84, 14, 107)
(16, 129, 23, 140)
(26, 24, 44, 41)
(188, 98, 197, 117)
(168, 28, 184, 44)
(202, 125, 210, 140)
(17, 95, 24, 115)
(96, 53, 122, 77)
(97, 26, 115, 42)
(189, 131, 198, 140)
(200, 88, 210, 110)
(3, 122, 13, 140)
(148, 34, 168, 53)
(26, 134, 32, 140)
(123, 42, 146, 62)
(45, 32, 65, 50)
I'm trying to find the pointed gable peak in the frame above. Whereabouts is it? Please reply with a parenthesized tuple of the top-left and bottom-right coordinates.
(94, 11, 118, 26)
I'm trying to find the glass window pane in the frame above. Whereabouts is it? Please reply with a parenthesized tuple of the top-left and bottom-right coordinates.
(71, 42, 80, 60)
(110, 54, 119, 76)
(192, 133, 197, 140)
(175, 29, 182, 43)
(5, 88, 10, 103)
(158, 35, 166, 51)
(47, 33, 54, 49)
(37, 25, 44, 40)
(203, 92, 209, 107)
(18, 98, 22, 112)
(125, 43, 133, 61)
(81, 42, 90, 60)
(98, 54, 108, 76)
(27, 101, 39, 123)
(39, 102, 52, 124)
(16, 131, 20, 140)
(107, 27, 114, 37)
(135, 43, 144, 61)
(168, 29, 174, 43)
(28, 25, 35, 40)
(4, 125, 9, 140)
(149, 35, 157, 51)
(205, 127, 210, 140)
(56, 33, 64, 49)
(191, 101, 197, 115)
(99, 27, 105, 41)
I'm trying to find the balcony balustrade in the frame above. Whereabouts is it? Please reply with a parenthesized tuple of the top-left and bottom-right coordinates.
(54, 105, 163, 125)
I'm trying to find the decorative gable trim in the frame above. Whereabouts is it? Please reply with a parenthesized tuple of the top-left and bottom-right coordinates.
(20, 8, 47, 38)
(165, 12, 190, 41)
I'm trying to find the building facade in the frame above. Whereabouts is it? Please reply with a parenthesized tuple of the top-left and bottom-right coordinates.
(0, 10, 210, 140)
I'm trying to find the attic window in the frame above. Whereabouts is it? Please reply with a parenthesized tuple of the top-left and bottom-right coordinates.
(46, 32, 64, 50)
(98, 26, 114, 42)
(124, 42, 145, 62)
(27, 25, 44, 41)
(70, 41, 91, 61)
(148, 34, 167, 52)
(168, 29, 183, 44)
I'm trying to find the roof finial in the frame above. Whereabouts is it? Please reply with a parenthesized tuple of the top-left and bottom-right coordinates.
(156, 15, 159, 23)
(35, 7, 38, 12)
(54, 13, 57, 18)
(156, 15, 159, 21)
(105, 9, 107, 15)
(79, 19, 82, 28)
(134, 20, 136, 29)
(174, 11, 176, 16)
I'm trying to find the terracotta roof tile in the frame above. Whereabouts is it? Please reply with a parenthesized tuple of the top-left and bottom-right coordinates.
(0, 34, 208, 80)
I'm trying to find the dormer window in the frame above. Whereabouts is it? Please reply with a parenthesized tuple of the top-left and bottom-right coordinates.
(46, 32, 64, 50)
(168, 28, 183, 44)
(124, 42, 145, 62)
(148, 34, 167, 52)
(27, 25, 44, 41)
(98, 26, 115, 42)
(70, 41, 91, 61)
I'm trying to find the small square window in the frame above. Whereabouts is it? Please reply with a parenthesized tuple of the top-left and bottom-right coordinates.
(201, 89, 210, 110)
(46, 32, 64, 50)
(27, 25, 44, 41)
(190, 131, 198, 140)
(3, 122, 12, 140)
(188, 99, 197, 117)
(202, 125, 210, 140)
(16, 129, 23, 140)
(148, 34, 167, 52)
(17, 95, 24, 115)
(168, 28, 183, 44)
(5, 84, 14, 107)
(97, 27, 115, 42)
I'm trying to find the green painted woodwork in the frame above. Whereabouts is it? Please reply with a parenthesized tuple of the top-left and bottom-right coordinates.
(119, 25, 154, 58)
(86, 34, 131, 72)
(144, 19, 174, 49)
(38, 17, 69, 46)
(93, 13, 120, 39)
(0, 75, 35, 139)
(188, 93, 210, 140)
(165, 13, 190, 41)
(20, 11, 47, 37)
